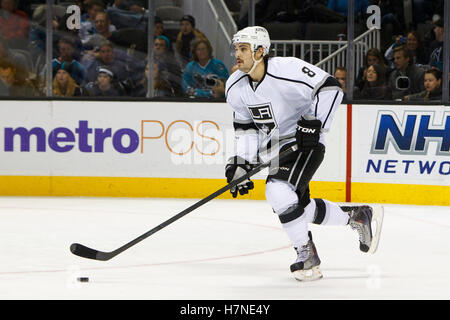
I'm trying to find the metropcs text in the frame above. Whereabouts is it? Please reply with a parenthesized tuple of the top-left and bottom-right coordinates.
(180, 304, 270, 317)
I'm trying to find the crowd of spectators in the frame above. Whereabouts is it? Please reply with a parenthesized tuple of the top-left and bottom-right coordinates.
(347, 14, 446, 102)
(319, 1, 446, 102)
(0, 0, 448, 102)
(228, 0, 447, 102)
(0, 0, 230, 99)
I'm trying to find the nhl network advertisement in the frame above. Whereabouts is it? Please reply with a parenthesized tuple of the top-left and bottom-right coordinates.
(353, 105, 450, 186)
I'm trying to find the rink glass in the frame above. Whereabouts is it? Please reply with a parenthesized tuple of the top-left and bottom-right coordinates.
(0, 0, 448, 103)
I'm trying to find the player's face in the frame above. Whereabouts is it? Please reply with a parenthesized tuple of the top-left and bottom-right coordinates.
(234, 43, 254, 73)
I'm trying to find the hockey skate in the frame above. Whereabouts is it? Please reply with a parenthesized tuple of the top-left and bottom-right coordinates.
(347, 205, 384, 254)
(290, 231, 323, 281)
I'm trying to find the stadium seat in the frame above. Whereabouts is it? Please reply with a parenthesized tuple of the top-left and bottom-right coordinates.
(155, 6, 185, 22)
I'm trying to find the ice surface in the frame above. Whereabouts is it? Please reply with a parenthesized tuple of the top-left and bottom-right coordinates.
(0, 196, 449, 299)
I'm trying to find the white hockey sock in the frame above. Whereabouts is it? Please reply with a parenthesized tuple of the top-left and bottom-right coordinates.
(281, 213, 310, 248)
(266, 179, 315, 248)
(312, 198, 349, 226)
(278, 200, 317, 248)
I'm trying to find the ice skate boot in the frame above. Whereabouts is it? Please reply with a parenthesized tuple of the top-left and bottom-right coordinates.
(290, 231, 322, 281)
(345, 205, 384, 254)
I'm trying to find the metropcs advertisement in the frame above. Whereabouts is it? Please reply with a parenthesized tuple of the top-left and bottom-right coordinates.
(0, 100, 345, 181)
(0, 101, 236, 179)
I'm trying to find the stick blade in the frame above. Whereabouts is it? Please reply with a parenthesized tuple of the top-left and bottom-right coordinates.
(70, 243, 111, 261)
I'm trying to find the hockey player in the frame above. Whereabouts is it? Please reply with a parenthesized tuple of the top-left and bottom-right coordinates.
(224, 26, 383, 281)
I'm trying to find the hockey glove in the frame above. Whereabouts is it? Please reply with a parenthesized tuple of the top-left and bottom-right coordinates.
(225, 156, 255, 198)
(295, 117, 322, 150)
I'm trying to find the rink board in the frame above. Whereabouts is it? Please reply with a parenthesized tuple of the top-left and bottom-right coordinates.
(0, 101, 448, 205)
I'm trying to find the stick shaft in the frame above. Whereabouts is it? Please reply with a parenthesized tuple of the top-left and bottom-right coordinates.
(110, 145, 297, 256)
(73, 145, 298, 260)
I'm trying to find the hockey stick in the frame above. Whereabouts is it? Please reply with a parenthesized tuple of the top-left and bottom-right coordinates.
(70, 144, 298, 261)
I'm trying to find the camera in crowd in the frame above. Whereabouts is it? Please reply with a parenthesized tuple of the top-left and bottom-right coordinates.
(193, 73, 219, 88)
(395, 76, 410, 90)
(205, 75, 218, 87)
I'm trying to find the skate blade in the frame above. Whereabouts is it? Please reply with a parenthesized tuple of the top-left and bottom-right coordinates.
(292, 266, 323, 281)
(368, 205, 384, 254)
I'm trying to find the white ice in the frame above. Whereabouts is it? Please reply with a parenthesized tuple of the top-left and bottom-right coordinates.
(0, 196, 449, 300)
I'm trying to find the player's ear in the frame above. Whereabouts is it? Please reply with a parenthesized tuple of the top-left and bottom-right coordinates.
(256, 46, 264, 59)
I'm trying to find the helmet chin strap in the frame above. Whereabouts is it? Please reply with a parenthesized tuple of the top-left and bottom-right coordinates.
(246, 51, 263, 76)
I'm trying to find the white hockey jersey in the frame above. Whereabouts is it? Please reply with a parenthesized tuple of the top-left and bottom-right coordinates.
(225, 56, 343, 162)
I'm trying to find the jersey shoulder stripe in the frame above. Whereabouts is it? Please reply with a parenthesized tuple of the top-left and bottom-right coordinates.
(266, 72, 314, 89)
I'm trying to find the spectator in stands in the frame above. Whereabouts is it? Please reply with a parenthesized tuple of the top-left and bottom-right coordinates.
(84, 66, 125, 96)
(154, 35, 182, 96)
(28, 6, 83, 73)
(133, 61, 176, 97)
(334, 67, 347, 99)
(79, 0, 106, 46)
(354, 64, 392, 100)
(0, 37, 30, 71)
(51, 37, 86, 86)
(404, 68, 442, 101)
(175, 15, 208, 70)
(428, 18, 444, 72)
(388, 46, 425, 100)
(83, 40, 129, 83)
(53, 62, 84, 97)
(0, 0, 29, 49)
(55, 13, 85, 61)
(384, 31, 428, 69)
(0, 56, 39, 96)
(154, 16, 164, 37)
(182, 39, 229, 98)
(29, 4, 59, 68)
(152, 62, 176, 97)
(83, 11, 117, 50)
(356, 48, 388, 91)
(405, 31, 428, 65)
